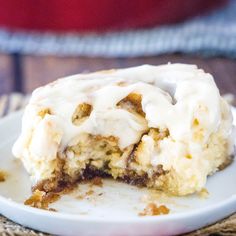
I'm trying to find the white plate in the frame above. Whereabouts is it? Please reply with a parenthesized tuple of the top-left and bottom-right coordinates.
(0, 109, 235, 236)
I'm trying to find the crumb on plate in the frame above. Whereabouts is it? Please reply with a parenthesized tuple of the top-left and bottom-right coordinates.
(0, 170, 7, 182)
(76, 189, 95, 200)
(86, 189, 94, 195)
(48, 208, 57, 212)
(90, 177, 103, 187)
(139, 203, 170, 216)
(198, 188, 209, 199)
(24, 190, 60, 210)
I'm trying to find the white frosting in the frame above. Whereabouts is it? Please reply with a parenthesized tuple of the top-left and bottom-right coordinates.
(12, 64, 234, 185)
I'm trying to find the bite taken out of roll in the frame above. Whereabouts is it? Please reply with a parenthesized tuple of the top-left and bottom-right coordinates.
(13, 64, 234, 196)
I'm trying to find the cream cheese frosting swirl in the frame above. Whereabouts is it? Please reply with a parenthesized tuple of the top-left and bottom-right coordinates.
(12, 64, 234, 190)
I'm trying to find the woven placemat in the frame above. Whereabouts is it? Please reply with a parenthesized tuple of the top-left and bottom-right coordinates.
(0, 93, 235, 236)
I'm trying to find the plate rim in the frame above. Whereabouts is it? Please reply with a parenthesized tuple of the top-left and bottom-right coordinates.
(0, 191, 236, 223)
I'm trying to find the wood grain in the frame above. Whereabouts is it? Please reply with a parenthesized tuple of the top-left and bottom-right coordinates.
(0, 54, 235, 95)
(23, 54, 236, 95)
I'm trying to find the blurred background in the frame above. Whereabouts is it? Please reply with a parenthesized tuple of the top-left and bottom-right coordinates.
(0, 0, 235, 98)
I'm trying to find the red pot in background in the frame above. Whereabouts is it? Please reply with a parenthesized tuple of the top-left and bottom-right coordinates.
(0, 0, 227, 32)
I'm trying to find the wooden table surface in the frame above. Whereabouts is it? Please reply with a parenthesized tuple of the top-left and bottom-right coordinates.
(0, 53, 235, 96)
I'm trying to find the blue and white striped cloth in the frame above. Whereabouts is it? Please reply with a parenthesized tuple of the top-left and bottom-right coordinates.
(0, 0, 235, 57)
